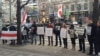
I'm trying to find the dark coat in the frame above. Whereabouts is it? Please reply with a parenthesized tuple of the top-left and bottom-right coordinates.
(30, 24, 37, 34)
(54, 23, 61, 35)
(90, 23, 96, 38)
(9, 25, 16, 31)
(2, 27, 8, 31)
(94, 26, 100, 44)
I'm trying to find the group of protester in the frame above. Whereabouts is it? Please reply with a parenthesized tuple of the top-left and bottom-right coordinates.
(2, 23, 16, 45)
(1, 17, 100, 56)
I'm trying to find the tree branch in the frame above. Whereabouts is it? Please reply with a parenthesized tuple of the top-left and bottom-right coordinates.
(20, 0, 31, 9)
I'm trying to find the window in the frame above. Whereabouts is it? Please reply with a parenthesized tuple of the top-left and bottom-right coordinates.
(77, 4, 81, 10)
(71, 4, 75, 11)
(84, 3, 88, 10)
(66, 5, 69, 10)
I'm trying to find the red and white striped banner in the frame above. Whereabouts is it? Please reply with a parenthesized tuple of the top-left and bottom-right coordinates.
(57, 4, 62, 18)
(21, 10, 27, 25)
(1, 31, 17, 40)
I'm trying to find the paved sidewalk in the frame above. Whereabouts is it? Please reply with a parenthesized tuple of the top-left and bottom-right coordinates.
(0, 40, 89, 56)
(0, 34, 89, 56)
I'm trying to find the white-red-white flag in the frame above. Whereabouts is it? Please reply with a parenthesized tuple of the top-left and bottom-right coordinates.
(57, 4, 62, 18)
(21, 10, 27, 25)
(1, 31, 17, 40)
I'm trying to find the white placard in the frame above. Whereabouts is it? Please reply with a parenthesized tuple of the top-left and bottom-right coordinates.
(45, 28, 53, 36)
(55, 26, 60, 30)
(86, 26, 92, 35)
(75, 26, 85, 35)
(37, 27, 44, 35)
(60, 28, 67, 38)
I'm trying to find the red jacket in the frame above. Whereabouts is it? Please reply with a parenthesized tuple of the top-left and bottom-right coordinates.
(47, 24, 53, 28)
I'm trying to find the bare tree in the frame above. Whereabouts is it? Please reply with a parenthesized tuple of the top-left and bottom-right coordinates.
(16, 0, 30, 45)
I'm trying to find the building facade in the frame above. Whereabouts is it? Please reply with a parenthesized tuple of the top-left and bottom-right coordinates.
(22, 0, 39, 22)
(38, 0, 94, 23)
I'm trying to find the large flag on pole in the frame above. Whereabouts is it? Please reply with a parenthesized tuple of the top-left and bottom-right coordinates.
(21, 10, 27, 25)
(57, 4, 62, 18)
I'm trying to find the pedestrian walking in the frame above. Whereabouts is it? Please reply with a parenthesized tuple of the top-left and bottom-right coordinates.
(54, 21, 62, 47)
(30, 21, 37, 45)
(69, 24, 76, 50)
(60, 23, 68, 49)
(1, 25, 8, 44)
(47, 22, 53, 46)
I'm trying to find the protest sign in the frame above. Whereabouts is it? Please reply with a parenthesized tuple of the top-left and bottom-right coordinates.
(37, 27, 44, 35)
(60, 28, 67, 38)
(45, 28, 53, 36)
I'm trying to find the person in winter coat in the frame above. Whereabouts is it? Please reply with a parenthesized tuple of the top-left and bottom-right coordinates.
(54, 21, 62, 47)
(22, 26, 28, 44)
(30, 21, 37, 45)
(38, 22, 45, 46)
(86, 19, 95, 55)
(94, 21, 100, 56)
(47, 22, 53, 46)
(9, 24, 17, 45)
(77, 22, 86, 53)
(69, 24, 76, 50)
(60, 23, 68, 49)
(1, 25, 8, 44)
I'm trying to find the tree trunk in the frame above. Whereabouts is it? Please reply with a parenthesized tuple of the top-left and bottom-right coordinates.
(92, 0, 99, 24)
(17, 0, 22, 45)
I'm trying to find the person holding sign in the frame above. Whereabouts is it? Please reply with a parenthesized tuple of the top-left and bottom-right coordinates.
(60, 23, 68, 49)
(86, 19, 95, 55)
(69, 24, 76, 50)
(37, 22, 45, 46)
(54, 21, 62, 47)
(47, 23, 53, 46)
(77, 22, 86, 53)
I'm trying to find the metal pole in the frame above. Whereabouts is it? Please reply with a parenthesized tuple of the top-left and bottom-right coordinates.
(37, 1, 39, 22)
(9, 0, 12, 24)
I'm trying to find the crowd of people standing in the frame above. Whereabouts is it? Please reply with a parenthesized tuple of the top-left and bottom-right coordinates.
(1, 17, 100, 56)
